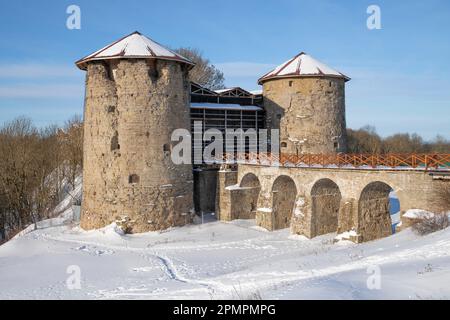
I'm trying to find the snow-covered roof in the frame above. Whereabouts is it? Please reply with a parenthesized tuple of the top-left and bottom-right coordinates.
(76, 31, 194, 70)
(213, 87, 254, 97)
(214, 89, 231, 94)
(258, 52, 350, 84)
(250, 89, 263, 95)
(190, 103, 262, 111)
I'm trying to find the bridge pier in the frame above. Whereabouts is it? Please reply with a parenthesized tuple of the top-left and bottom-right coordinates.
(215, 168, 237, 221)
(337, 198, 357, 234)
(254, 184, 274, 229)
(290, 195, 313, 238)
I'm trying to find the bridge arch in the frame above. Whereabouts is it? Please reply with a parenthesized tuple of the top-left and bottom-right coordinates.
(272, 175, 297, 230)
(358, 181, 394, 242)
(311, 178, 341, 237)
(238, 173, 261, 218)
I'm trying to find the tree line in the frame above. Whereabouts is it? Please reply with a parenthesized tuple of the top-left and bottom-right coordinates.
(347, 126, 450, 154)
(0, 116, 83, 242)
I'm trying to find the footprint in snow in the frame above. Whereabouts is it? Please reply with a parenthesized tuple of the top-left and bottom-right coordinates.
(73, 245, 114, 256)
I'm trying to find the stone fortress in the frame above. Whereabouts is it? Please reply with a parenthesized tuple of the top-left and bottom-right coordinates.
(76, 31, 449, 242)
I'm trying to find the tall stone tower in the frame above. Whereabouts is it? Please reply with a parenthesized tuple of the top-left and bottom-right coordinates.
(259, 52, 350, 154)
(76, 31, 195, 233)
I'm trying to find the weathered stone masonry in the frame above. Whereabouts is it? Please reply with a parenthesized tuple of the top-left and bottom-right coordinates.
(217, 165, 448, 242)
(77, 33, 448, 242)
(80, 58, 194, 233)
(263, 77, 347, 154)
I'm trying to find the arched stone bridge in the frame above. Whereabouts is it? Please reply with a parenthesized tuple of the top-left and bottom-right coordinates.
(216, 163, 449, 243)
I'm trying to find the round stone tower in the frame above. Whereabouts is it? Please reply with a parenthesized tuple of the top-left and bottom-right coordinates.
(76, 31, 195, 233)
(258, 52, 350, 154)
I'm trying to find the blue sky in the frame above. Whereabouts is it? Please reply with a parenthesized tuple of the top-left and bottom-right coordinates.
(0, 0, 449, 139)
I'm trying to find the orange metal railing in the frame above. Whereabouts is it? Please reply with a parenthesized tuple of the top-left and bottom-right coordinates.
(216, 153, 450, 171)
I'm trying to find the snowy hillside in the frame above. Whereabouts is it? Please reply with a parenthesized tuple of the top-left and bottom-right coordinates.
(0, 209, 449, 299)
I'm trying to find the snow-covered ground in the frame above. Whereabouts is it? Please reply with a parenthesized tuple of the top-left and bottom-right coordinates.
(1, 212, 450, 299)
(0, 176, 448, 300)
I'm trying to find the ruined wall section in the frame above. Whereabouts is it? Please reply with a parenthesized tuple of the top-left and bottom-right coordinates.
(263, 77, 347, 154)
(81, 59, 193, 233)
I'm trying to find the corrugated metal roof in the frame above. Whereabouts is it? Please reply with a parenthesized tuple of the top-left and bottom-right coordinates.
(76, 31, 194, 70)
(258, 52, 350, 84)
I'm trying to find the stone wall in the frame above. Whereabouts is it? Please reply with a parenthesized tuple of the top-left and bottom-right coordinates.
(311, 179, 341, 237)
(81, 59, 194, 233)
(357, 182, 393, 242)
(216, 164, 448, 243)
(215, 169, 238, 221)
(272, 176, 297, 230)
(262, 77, 347, 154)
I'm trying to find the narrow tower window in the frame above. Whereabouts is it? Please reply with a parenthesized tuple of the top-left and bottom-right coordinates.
(103, 62, 114, 81)
(129, 174, 140, 184)
(111, 131, 120, 151)
(148, 60, 159, 83)
(163, 143, 171, 155)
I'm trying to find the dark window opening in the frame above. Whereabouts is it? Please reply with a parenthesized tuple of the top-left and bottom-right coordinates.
(103, 62, 114, 81)
(289, 81, 293, 87)
(107, 106, 115, 113)
(334, 142, 339, 149)
(129, 174, 140, 184)
(148, 60, 159, 83)
(281, 142, 287, 148)
(163, 143, 171, 155)
(111, 132, 120, 151)
(163, 144, 170, 152)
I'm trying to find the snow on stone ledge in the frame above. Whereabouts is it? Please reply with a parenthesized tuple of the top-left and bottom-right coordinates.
(335, 230, 357, 241)
(225, 184, 253, 191)
(403, 209, 435, 219)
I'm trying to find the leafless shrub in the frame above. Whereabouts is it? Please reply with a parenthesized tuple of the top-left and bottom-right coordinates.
(231, 284, 263, 300)
(412, 213, 449, 236)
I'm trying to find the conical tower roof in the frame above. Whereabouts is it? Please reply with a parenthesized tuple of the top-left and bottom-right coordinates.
(76, 31, 194, 70)
(258, 52, 349, 84)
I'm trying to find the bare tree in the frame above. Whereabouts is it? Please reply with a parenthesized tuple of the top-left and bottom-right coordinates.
(62, 114, 83, 190)
(347, 126, 383, 153)
(0, 115, 83, 240)
(430, 135, 450, 153)
(383, 133, 425, 153)
(348, 126, 449, 154)
(175, 47, 225, 90)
